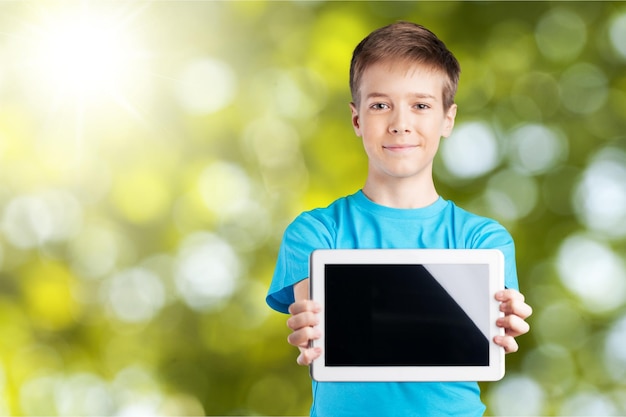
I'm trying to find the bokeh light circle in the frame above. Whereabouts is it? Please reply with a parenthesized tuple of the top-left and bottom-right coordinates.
(535, 8, 587, 62)
(535, 301, 590, 349)
(70, 223, 120, 280)
(487, 374, 546, 416)
(522, 344, 576, 395)
(485, 169, 538, 221)
(248, 68, 327, 120)
(507, 123, 568, 175)
(556, 234, 626, 313)
(104, 267, 165, 323)
(1, 190, 83, 249)
(511, 71, 561, 119)
(19, 375, 58, 415)
(605, 315, 626, 381)
(55, 373, 113, 416)
(573, 146, 626, 238)
(199, 161, 252, 220)
(560, 63, 609, 114)
(174, 232, 240, 312)
(609, 12, 626, 60)
(176, 57, 237, 114)
(440, 122, 500, 179)
(559, 391, 619, 416)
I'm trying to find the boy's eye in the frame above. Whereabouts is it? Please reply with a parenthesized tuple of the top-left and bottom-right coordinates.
(370, 103, 389, 110)
(415, 103, 430, 110)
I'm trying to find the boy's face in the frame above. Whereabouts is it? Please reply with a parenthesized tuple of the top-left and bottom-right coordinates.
(350, 61, 457, 185)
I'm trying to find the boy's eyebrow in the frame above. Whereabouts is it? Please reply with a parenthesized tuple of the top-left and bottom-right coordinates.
(364, 92, 389, 100)
(365, 92, 439, 101)
(411, 93, 438, 100)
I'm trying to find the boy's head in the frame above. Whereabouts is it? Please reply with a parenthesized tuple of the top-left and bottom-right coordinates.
(349, 21, 460, 111)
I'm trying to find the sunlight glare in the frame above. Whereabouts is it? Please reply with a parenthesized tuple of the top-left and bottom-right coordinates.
(27, 7, 145, 101)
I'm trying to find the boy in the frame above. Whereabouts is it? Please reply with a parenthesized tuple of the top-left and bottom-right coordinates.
(266, 21, 532, 416)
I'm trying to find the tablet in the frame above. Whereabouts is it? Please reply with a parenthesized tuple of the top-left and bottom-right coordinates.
(309, 249, 505, 382)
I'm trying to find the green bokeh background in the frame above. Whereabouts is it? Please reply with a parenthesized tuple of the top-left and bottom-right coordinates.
(0, 1, 625, 415)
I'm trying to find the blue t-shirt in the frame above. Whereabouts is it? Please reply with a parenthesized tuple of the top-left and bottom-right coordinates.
(267, 191, 519, 417)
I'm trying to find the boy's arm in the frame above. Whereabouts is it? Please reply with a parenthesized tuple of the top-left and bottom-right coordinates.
(286, 279, 323, 366)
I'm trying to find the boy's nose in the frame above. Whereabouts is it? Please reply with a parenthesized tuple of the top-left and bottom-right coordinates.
(389, 121, 411, 135)
(390, 126, 411, 134)
(388, 110, 411, 134)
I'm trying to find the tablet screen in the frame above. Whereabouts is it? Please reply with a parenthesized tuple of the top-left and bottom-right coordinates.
(324, 264, 489, 367)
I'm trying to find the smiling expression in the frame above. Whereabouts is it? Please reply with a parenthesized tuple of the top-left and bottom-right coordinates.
(351, 60, 457, 185)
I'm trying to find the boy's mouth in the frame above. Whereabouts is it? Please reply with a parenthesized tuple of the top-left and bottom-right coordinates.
(383, 144, 418, 152)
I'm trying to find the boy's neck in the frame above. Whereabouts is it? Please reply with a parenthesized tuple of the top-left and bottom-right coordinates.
(362, 177, 439, 209)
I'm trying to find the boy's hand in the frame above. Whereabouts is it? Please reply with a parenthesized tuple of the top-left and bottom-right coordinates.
(287, 299, 322, 366)
(494, 289, 533, 353)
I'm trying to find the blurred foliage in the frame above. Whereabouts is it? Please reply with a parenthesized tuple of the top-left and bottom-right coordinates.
(0, 1, 625, 415)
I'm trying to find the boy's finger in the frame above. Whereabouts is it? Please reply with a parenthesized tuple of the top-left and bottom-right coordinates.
(496, 315, 530, 337)
(296, 347, 322, 366)
(495, 289, 524, 302)
(499, 299, 533, 319)
(287, 326, 321, 348)
(496, 290, 533, 318)
(493, 335, 519, 353)
(288, 300, 321, 315)
(286, 311, 320, 330)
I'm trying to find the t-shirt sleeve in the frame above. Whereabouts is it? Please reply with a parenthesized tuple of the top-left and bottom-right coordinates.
(470, 221, 519, 291)
(266, 212, 334, 314)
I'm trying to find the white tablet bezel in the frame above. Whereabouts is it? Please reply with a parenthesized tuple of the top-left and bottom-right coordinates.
(309, 249, 505, 382)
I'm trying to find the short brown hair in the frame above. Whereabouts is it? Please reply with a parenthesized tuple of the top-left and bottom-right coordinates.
(349, 21, 460, 110)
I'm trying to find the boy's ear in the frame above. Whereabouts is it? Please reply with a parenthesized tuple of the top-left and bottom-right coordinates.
(350, 102, 362, 137)
(442, 103, 457, 138)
